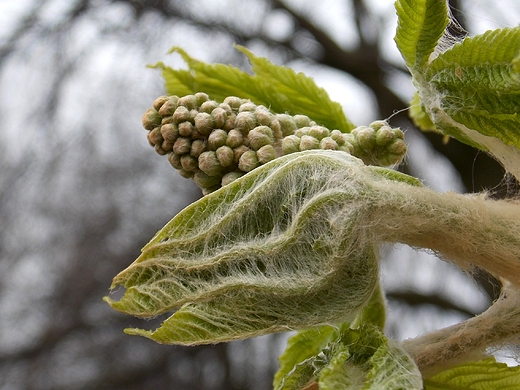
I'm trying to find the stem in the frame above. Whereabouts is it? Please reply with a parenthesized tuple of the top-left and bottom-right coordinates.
(402, 284, 520, 376)
(371, 183, 520, 288)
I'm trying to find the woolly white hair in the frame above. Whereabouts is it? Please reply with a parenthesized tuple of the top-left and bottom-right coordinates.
(106, 150, 520, 367)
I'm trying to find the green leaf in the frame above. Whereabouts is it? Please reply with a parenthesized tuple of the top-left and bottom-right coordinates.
(394, 0, 449, 69)
(415, 26, 520, 179)
(275, 324, 422, 390)
(150, 46, 355, 132)
(424, 357, 520, 390)
(353, 284, 386, 329)
(105, 150, 425, 346)
(236, 46, 355, 132)
(362, 339, 423, 389)
(105, 151, 389, 345)
(426, 27, 520, 145)
(274, 325, 339, 390)
(151, 47, 265, 102)
(318, 344, 355, 390)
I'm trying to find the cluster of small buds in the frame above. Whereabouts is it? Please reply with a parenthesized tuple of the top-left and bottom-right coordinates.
(142, 94, 407, 194)
(349, 121, 407, 166)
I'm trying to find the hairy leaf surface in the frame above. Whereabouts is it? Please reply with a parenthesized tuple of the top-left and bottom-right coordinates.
(275, 324, 422, 390)
(396, 0, 520, 179)
(104, 150, 424, 345)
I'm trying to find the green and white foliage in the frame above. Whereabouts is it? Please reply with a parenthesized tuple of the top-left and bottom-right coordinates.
(106, 0, 520, 388)
(396, 0, 520, 179)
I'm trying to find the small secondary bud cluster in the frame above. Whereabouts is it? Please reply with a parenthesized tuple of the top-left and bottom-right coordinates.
(142, 94, 406, 194)
(349, 121, 407, 166)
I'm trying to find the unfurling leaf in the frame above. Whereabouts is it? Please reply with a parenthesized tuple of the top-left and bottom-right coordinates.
(395, 0, 520, 179)
(104, 150, 422, 345)
(105, 151, 379, 345)
(394, 0, 449, 69)
(274, 323, 422, 390)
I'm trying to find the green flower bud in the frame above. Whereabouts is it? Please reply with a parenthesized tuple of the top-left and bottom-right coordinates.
(142, 108, 162, 131)
(142, 94, 409, 194)
(354, 126, 376, 151)
(223, 113, 236, 131)
(339, 144, 354, 153)
(238, 102, 257, 112)
(320, 136, 338, 150)
(330, 129, 346, 145)
(152, 95, 170, 111)
(223, 96, 243, 110)
(173, 106, 191, 124)
(300, 135, 320, 150)
(190, 139, 207, 158)
(199, 151, 223, 176)
(158, 98, 179, 117)
(294, 114, 312, 128)
(199, 100, 219, 114)
(161, 116, 173, 125)
(211, 107, 228, 128)
(257, 144, 277, 163)
(160, 124, 179, 142)
(233, 145, 250, 164)
(276, 114, 298, 136)
(178, 121, 193, 137)
(154, 144, 168, 155)
(218, 102, 233, 115)
(177, 95, 198, 110)
(254, 106, 273, 126)
(194, 92, 210, 107)
(249, 126, 274, 150)
(168, 152, 182, 169)
(226, 129, 243, 148)
(294, 127, 310, 137)
(193, 170, 221, 189)
(282, 135, 301, 154)
(180, 154, 198, 172)
(368, 120, 387, 131)
(238, 150, 259, 172)
(235, 111, 257, 133)
(161, 139, 174, 153)
(221, 171, 243, 186)
(216, 145, 235, 167)
(147, 127, 163, 146)
(173, 137, 192, 155)
(308, 125, 330, 140)
(176, 168, 193, 179)
(387, 139, 407, 155)
(208, 129, 228, 150)
(194, 112, 214, 135)
(375, 125, 395, 146)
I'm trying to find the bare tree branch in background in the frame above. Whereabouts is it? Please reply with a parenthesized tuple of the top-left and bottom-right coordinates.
(0, 1, 514, 389)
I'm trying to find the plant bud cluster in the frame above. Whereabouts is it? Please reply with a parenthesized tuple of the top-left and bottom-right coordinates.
(349, 121, 407, 166)
(142, 94, 406, 194)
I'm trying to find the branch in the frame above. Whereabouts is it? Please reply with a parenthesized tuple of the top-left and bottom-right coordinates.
(386, 291, 479, 317)
(403, 284, 520, 376)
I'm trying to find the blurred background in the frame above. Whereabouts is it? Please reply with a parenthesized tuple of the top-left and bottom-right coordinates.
(0, 0, 519, 389)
